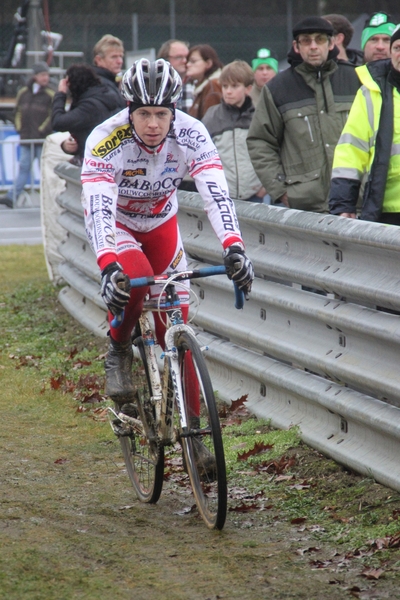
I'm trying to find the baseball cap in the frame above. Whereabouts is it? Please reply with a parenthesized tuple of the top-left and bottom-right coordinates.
(361, 13, 397, 50)
(251, 48, 278, 73)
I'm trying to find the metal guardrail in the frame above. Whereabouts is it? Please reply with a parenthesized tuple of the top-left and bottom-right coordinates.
(52, 161, 400, 493)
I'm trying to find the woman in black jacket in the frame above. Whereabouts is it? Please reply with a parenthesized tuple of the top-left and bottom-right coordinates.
(52, 64, 124, 164)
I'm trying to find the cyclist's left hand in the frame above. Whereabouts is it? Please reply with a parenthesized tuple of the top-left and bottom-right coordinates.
(101, 262, 131, 315)
(223, 244, 254, 294)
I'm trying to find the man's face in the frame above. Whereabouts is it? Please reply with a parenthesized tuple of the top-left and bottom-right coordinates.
(391, 39, 400, 72)
(363, 34, 391, 62)
(293, 33, 334, 67)
(34, 72, 49, 86)
(167, 42, 189, 76)
(254, 64, 276, 87)
(95, 47, 124, 75)
(130, 106, 173, 147)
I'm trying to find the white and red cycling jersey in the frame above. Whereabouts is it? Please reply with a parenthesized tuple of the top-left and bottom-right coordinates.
(81, 107, 244, 270)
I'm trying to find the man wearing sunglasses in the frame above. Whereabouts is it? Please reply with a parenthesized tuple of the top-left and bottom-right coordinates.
(247, 16, 360, 214)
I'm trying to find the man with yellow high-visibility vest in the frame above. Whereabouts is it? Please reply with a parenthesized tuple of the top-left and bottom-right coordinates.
(329, 24, 400, 225)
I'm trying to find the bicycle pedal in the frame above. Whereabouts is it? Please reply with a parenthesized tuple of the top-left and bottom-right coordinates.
(111, 418, 133, 437)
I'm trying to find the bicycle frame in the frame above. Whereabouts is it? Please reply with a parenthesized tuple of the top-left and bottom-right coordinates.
(111, 266, 244, 447)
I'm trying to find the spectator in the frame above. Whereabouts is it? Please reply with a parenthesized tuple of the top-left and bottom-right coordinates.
(92, 34, 126, 110)
(157, 39, 194, 112)
(187, 44, 223, 120)
(247, 16, 360, 213)
(329, 25, 400, 225)
(51, 64, 124, 165)
(250, 48, 278, 106)
(0, 62, 54, 209)
(323, 14, 363, 66)
(202, 60, 266, 203)
(361, 12, 396, 63)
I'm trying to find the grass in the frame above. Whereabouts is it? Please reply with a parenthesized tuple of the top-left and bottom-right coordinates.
(1, 245, 400, 599)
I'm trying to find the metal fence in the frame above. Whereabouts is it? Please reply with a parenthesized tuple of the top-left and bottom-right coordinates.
(4, 10, 400, 68)
(0, 131, 43, 206)
(50, 161, 400, 494)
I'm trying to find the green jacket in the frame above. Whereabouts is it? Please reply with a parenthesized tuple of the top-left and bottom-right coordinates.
(247, 50, 360, 212)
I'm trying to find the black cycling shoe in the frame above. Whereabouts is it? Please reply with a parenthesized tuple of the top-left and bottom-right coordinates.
(105, 337, 134, 402)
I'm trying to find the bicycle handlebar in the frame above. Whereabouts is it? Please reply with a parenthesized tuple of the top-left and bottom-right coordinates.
(110, 265, 245, 328)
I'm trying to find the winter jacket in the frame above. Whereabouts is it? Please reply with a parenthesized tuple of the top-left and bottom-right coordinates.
(329, 59, 400, 220)
(52, 84, 124, 157)
(14, 78, 55, 139)
(247, 47, 360, 213)
(189, 70, 222, 121)
(202, 97, 262, 200)
(92, 65, 126, 111)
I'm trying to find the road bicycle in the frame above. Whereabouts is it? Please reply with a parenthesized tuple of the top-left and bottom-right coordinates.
(108, 265, 244, 530)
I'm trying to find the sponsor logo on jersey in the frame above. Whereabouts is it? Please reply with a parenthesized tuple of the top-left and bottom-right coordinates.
(161, 166, 179, 175)
(119, 177, 182, 191)
(196, 149, 218, 162)
(122, 168, 146, 177)
(166, 152, 178, 163)
(176, 127, 207, 151)
(206, 182, 238, 233)
(91, 124, 132, 158)
(171, 248, 183, 269)
(84, 158, 114, 169)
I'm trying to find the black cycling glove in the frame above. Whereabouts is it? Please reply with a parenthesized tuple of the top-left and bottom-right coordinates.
(101, 262, 131, 316)
(223, 244, 254, 294)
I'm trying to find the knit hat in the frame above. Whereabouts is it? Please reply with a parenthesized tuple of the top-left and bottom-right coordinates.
(361, 13, 397, 50)
(251, 48, 279, 73)
(390, 24, 400, 48)
(32, 62, 49, 75)
(293, 17, 333, 39)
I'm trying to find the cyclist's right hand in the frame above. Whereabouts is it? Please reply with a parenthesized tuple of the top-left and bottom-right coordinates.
(101, 262, 131, 315)
(223, 244, 254, 295)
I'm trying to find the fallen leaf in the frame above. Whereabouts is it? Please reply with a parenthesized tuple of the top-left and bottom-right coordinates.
(361, 568, 385, 580)
(237, 442, 274, 461)
(291, 516, 307, 525)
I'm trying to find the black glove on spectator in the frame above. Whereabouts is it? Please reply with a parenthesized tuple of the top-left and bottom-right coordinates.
(101, 262, 131, 316)
(223, 244, 254, 294)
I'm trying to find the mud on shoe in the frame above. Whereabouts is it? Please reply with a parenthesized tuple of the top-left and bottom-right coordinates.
(105, 337, 135, 403)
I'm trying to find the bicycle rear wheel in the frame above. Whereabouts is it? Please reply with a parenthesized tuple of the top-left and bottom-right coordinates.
(118, 335, 164, 503)
(177, 331, 227, 530)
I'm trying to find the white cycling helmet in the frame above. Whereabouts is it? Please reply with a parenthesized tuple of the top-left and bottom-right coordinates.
(121, 58, 182, 105)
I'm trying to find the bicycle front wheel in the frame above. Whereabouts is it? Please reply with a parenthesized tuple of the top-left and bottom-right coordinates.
(119, 335, 164, 503)
(177, 331, 227, 530)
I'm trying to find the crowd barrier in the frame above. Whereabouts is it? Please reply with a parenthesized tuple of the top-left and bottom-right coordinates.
(0, 128, 43, 206)
(51, 161, 400, 493)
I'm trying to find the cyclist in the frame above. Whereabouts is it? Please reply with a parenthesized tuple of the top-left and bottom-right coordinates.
(81, 59, 253, 422)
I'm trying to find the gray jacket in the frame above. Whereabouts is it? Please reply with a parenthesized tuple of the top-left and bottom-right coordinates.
(203, 97, 262, 200)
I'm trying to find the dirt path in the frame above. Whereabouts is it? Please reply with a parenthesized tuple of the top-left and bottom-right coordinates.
(1, 362, 399, 600)
(1, 245, 400, 599)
